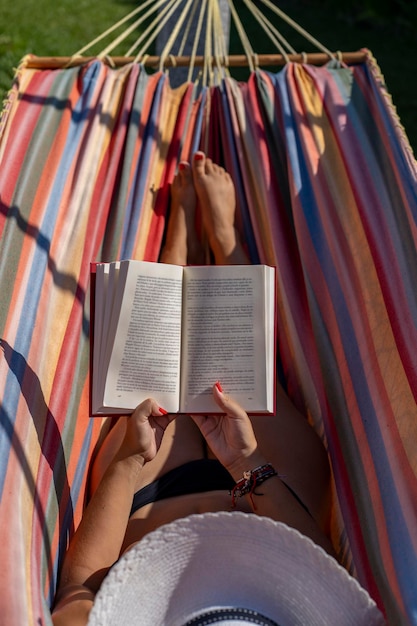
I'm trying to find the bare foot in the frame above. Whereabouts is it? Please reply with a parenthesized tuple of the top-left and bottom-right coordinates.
(160, 162, 204, 265)
(192, 152, 248, 265)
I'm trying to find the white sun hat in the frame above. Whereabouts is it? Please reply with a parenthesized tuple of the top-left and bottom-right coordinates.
(88, 512, 385, 626)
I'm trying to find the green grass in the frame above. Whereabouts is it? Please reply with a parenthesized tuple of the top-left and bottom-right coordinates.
(0, 0, 141, 93)
(1, 0, 416, 153)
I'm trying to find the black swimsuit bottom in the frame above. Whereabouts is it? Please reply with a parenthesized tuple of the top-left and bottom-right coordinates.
(130, 458, 311, 517)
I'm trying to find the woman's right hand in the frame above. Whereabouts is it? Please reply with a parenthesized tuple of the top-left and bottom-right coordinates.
(114, 399, 175, 467)
(191, 383, 266, 479)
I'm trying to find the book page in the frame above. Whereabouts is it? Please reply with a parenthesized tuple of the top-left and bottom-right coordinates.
(103, 261, 183, 412)
(98, 262, 122, 398)
(91, 263, 110, 413)
(180, 265, 270, 413)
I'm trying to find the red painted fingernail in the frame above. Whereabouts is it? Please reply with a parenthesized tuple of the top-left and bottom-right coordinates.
(179, 162, 186, 170)
(194, 152, 204, 161)
(159, 406, 168, 415)
(215, 381, 223, 393)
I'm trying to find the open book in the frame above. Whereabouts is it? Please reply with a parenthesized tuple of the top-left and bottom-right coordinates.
(91, 260, 276, 415)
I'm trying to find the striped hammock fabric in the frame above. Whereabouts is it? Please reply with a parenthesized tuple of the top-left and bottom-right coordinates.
(1, 51, 417, 626)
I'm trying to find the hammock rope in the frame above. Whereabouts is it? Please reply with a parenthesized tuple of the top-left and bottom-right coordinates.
(101, 0, 177, 60)
(63, 0, 342, 81)
(254, 0, 335, 60)
(242, 2, 294, 63)
(72, 0, 158, 58)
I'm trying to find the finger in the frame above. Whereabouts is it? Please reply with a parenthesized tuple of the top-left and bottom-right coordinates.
(190, 413, 218, 440)
(190, 413, 211, 429)
(212, 383, 248, 420)
(190, 413, 203, 427)
(132, 398, 169, 421)
(151, 402, 177, 429)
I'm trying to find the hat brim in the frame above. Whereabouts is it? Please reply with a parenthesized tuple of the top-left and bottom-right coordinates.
(89, 512, 385, 626)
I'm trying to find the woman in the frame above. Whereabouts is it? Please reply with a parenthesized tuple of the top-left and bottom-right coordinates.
(51, 153, 335, 625)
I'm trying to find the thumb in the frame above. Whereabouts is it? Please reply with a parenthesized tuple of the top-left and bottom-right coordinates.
(131, 398, 167, 421)
(212, 382, 248, 419)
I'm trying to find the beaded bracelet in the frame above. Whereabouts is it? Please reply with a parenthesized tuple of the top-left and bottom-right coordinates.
(230, 462, 278, 510)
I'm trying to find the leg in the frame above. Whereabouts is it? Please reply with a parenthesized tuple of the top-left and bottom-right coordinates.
(160, 162, 204, 265)
(191, 152, 249, 265)
(249, 383, 332, 532)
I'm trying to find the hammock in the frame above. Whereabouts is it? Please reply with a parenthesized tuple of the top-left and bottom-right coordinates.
(1, 1, 416, 624)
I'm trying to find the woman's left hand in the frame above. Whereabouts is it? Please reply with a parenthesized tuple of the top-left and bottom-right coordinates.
(191, 384, 260, 476)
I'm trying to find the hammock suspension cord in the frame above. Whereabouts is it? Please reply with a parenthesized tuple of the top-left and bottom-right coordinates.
(24, 0, 366, 79)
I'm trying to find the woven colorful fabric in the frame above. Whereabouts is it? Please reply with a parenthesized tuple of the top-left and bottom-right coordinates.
(0, 52, 416, 625)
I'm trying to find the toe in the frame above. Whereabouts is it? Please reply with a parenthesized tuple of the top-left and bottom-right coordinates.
(171, 171, 181, 190)
(192, 151, 206, 178)
(178, 161, 192, 185)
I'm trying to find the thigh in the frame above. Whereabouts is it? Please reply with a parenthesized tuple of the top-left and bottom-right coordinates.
(89, 414, 206, 496)
(249, 384, 332, 528)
